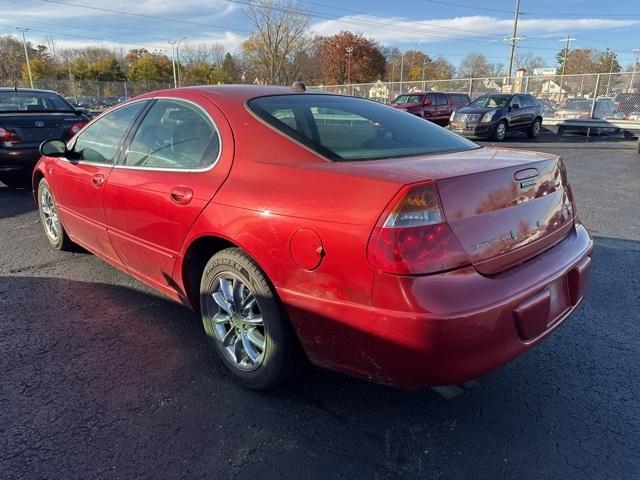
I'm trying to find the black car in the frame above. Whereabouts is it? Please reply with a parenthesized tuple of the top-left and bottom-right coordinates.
(612, 92, 640, 118)
(449, 93, 543, 141)
(0, 88, 90, 187)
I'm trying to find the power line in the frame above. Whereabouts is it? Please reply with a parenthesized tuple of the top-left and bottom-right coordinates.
(42, 0, 253, 34)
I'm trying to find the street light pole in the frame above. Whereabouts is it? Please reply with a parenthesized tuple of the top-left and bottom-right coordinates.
(345, 46, 353, 95)
(168, 41, 177, 88)
(176, 36, 187, 87)
(16, 28, 33, 89)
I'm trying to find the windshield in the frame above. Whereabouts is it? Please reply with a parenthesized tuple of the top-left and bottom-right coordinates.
(0, 91, 74, 112)
(393, 94, 424, 105)
(248, 94, 477, 162)
(470, 95, 511, 108)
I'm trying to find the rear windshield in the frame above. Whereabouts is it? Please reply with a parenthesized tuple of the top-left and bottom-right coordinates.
(248, 94, 477, 161)
(470, 95, 511, 108)
(0, 91, 74, 112)
(393, 94, 424, 105)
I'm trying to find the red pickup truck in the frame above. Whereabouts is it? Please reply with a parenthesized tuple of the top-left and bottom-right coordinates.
(389, 91, 470, 126)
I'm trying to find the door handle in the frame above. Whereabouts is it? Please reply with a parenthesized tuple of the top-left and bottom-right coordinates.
(91, 173, 105, 187)
(170, 187, 193, 205)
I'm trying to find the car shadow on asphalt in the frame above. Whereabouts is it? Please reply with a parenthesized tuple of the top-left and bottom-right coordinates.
(0, 184, 36, 219)
(2, 235, 638, 479)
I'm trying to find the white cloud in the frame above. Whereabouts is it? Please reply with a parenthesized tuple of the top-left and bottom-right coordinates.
(309, 14, 640, 44)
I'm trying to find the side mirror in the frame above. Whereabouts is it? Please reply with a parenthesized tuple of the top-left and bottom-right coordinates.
(423, 98, 432, 106)
(511, 103, 520, 109)
(40, 139, 68, 158)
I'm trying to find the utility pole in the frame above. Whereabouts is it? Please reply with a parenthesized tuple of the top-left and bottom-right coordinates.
(421, 56, 427, 90)
(168, 40, 177, 88)
(399, 51, 404, 85)
(558, 34, 575, 101)
(505, 0, 522, 81)
(630, 48, 640, 92)
(16, 28, 33, 89)
(345, 46, 353, 95)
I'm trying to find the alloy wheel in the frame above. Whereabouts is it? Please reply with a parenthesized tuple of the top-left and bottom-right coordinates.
(496, 123, 506, 140)
(40, 188, 61, 242)
(206, 275, 266, 371)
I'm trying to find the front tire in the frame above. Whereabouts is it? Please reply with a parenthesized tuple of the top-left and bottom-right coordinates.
(493, 121, 507, 141)
(37, 179, 74, 251)
(527, 118, 542, 138)
(200, 248, 304, 390)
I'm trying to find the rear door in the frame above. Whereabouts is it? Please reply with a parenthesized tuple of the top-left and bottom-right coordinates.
(54, 101, 147, 264)
(103, 95, 234, 289)
(434, 93, 449, 125)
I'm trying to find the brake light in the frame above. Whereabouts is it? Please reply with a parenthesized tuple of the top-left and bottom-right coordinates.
(68, 121, 87, 137)
(0, 126, 22, 143)
(367, 181, 470, 275)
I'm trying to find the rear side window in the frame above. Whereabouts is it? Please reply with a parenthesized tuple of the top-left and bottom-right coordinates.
(248, 94, 477, 161)
(122, 99, 219, 170)
(0, 91, 74, 112)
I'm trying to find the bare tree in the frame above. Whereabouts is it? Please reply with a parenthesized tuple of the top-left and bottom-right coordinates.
(242, 0, 311, 85)
(180, 43, 226, 67)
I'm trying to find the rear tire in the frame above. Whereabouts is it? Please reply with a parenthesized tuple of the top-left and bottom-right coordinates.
(527, 118, 542, 138)
(493, 121, 507, 141)
(200, 248, 304, 390)
(0, 173, 30, 188)
(37, 179, 74, 251)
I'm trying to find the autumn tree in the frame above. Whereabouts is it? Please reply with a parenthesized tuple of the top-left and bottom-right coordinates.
(556, 48, 621, 75)
(241, 0, 312, 85)
(127, 50, 173, 83)
(316, 31, 385, 84)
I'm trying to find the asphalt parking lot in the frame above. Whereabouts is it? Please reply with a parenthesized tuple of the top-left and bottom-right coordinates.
(1, 135, 639, 480)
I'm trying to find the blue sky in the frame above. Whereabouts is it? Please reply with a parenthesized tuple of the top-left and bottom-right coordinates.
(0, 0, 639, 69)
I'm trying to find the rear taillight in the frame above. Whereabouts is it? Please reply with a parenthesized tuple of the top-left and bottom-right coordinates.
(0, 126, 22, 143)
(367, 181, 470, 275)
(68, 121, 87, 137)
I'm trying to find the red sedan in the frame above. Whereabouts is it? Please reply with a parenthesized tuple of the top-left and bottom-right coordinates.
(34, 85, 593, 390)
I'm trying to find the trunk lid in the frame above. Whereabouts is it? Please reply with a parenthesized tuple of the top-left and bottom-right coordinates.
(0, 112, 79, 147)
(358, 147, 575, 274)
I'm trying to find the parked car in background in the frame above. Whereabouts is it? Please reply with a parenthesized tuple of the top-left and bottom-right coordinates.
(555, 98, 624, 135)
(449, 93, 543, 141)
(0, 88, 90, 187)
(612, 92, 640, 118)
(538, 98, 556, 118)
(389, 91, 470, 126)
(33, 85, 592, 390)
(99, 97, 118, 108)
(116, 95, 130, 104)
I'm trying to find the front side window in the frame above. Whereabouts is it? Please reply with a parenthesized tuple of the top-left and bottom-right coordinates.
(122, 99, 218, 170)
(248, 94, 477, 162)
(72, 101, 146, 164)
(435, 93, 448, 105)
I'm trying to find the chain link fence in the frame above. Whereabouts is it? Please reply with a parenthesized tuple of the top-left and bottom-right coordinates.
(2, 73, 639, 135)
(312, 72, 640, 136)
(0, 78, 172, 110)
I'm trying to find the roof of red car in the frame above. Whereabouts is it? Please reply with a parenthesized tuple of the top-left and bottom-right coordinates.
(161, 84, 328, 102)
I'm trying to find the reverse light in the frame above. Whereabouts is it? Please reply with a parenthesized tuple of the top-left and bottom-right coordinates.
(368, 182, 470, 275)
(481, 111, 496, 123)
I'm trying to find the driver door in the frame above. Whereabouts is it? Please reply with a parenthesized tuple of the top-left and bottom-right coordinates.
(54, 101, 148, 265)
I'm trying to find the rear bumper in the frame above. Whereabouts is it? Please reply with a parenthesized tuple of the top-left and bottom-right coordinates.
(0, 148, 40, 174)
(281, 223, 593, 389)
(449, 122, 497, 138)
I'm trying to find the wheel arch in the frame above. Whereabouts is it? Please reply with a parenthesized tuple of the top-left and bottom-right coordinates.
(181, 235, 238, 313)
(32, 168, 45, 201)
